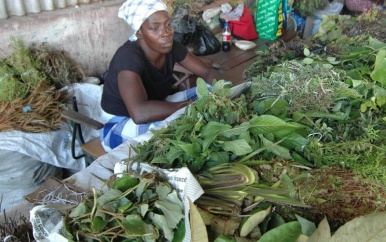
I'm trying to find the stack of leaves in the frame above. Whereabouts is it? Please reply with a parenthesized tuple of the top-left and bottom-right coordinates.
(64, 172, 185, 242)
(129, 79, 309, 174)
(0, 37, 84, 132)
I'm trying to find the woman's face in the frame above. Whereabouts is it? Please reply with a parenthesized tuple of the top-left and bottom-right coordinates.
(138, 10, 174, 53)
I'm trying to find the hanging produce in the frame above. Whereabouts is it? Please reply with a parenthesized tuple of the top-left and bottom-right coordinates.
(293, 0, 327, 16)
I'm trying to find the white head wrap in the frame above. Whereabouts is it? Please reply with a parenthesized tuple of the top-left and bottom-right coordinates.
(118, 0, 169, 41)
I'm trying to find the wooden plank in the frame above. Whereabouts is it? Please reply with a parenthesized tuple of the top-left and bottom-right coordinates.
(61, 109, 104, 130)
(222, 56, 258, 85)
(81, 137, 107, 158)
(302, 16, 314, 39)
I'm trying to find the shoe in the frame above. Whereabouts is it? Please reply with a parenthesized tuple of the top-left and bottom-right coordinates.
(228, 81, 252, 100)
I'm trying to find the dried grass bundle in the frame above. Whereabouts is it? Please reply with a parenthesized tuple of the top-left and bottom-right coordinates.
(0, 38, 84, 133)
(0, 80, 69, 133)
(33, 43, 85, 89)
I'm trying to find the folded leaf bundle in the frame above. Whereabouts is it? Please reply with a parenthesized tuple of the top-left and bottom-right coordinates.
(196, 163, 258, 190)
(195, 194, 242, 216)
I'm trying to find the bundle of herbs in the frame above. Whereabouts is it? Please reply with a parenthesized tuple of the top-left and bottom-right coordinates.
(0, 37, 84, 132)
(64, 172, 185, 242)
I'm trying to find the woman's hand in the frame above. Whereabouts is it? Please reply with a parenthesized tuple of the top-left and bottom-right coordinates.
(179, 51, 223, 84)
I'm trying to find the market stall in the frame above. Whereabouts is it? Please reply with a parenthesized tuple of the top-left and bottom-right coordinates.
(2, 0, 386, 241)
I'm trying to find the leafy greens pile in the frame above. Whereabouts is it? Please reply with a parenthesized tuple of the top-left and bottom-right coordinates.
(64, 173, 185, 242)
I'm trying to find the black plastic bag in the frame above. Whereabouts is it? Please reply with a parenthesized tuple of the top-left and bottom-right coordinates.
(181, 25, 221, 56)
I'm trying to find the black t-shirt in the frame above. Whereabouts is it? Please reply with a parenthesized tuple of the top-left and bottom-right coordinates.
(101, 40, 188, 117)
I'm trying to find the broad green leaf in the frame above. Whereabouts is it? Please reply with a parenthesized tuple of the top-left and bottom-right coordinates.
(369, 36, 386, 50)
(347, 69, 362, 80)
(202, 121, 232, 151)
(322, 63, 333, 69)
(277, 132, 308, 150)
(140, 204, 149, 217)
(329, 212, 386, 242)
(282, 174, 296, 199)
(69, 202, 89, 218)
(175, 123, 194, 139)
(351, 78, 363, 88)
(155, 200, 184, 229)
(211, 79, 232, 94)
(196, 78, 210, 99)
(269, 213, 286, 229)
(258, 193, 310, 207)
(371, 55, 386, 85)
(151, 155, 169, 164)
(260, 135, 292, 160)
(97, 189, 122, 205)
(254, 97, 290, 118)
(178, 142, 201, 157)
(304, 111, 344, 120)
(221, 139, 252, 156)
(92, 216, 109, 233)
(295, 214, 316, 236)
(219, 122, 251, 138)
(374, 49, 386, 68)
(118, 201, 132, 214)
(112, 176, 139, 192)
(240, 206, 271, 237)
(166, 146, 185, 163)
(250, 115, 301, 134)
(148, 212, 174, 241)
(122, 214, 158, 238)
(303, 57, 314, 65)
(102, 200, 119, 212)
(189, 198, 209, 242)
(257, 221, 302, 242)
(201, 121, 232, 138)
(172, 220, 186, 242)
(156, 182, 173, 199)
(304, 48, 310, 56)
(208, 151, 229, 164)
(164, 190, 184, 211)
(203, 136, 219, 153)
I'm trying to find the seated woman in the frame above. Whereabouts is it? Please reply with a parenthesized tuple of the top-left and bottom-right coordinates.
(100, 0, 222, 151)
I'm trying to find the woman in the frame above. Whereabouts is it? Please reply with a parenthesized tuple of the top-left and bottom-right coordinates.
(100, 0, 222, 150)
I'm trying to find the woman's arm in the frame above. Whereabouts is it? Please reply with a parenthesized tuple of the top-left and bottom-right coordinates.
(179, 51, 223, 84)
(118, 70, 189, 124)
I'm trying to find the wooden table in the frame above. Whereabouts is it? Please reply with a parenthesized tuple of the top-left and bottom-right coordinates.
(201, 38, 272, 85)
(199, 30, 297, 85)
(174, 30, 297, 86)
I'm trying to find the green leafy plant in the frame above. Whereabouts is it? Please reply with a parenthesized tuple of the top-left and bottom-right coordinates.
(63, 172, 185, 242)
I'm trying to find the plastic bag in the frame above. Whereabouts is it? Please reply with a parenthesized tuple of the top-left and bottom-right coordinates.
(182, 25, 221, 56)
(254, 0, 286, 40)
(228, 5, 258, 40)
